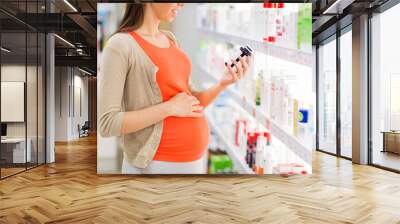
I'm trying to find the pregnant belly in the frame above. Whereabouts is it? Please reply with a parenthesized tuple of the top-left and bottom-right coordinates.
(153, 116, 209, 162)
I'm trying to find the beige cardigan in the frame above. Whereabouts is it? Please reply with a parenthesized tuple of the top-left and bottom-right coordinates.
(98, 30, 185, 168)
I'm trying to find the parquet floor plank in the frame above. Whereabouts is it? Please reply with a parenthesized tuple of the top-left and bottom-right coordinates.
(0, 134, 400, 223)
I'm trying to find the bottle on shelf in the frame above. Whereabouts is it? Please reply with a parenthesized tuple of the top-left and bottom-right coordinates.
(275, 3, 285, 38)
(287, 92, 294, 134)
(286, 4, 299, 50)
(255, 70, 264, 106)
(297, 4, 312, 52)
(262, 70, 271, 117)
(250, 3, 265, 42)
(263, 138, 276, 174)
(293, 99, 299, 137)
(246, 132, 257, 169)
(254, 132, 271, 174)
(281, 78, 289, 127)
(269, 72, 277, 121)
(234, 118, 248, 158)
(297, 104, 315, 146)
(264, 3, 277, 43)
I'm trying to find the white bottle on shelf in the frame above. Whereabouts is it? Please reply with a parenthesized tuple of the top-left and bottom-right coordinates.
(250, 3, 265, 41)
(263, 70, 271, 117)
(239, 5, 252, 39)
(287, 91, 294, 134)
(255, 70, 264, 107)
(274, 77, 284, 123)
(286, 4, 298, 49)
(275, 3, 284, 46)
(270, 72, 278, 121)
(263, 143, 276, 174)
(240, 125, 248, 158)
(255, 134, 266, 173)
(265, 3, 277, 43)
(281, 78, 289, 127)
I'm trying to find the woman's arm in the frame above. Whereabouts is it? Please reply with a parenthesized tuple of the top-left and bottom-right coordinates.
(99, 34, 203, 137)
(98, 34, 130, 137)
(193, 55, 252, 107)
(192, 82, 227, 107)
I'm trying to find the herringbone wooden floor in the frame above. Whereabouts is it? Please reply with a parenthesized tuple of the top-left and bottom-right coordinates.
(1, 134, 400, 224)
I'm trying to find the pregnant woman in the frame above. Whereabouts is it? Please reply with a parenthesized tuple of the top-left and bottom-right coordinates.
(99, 3, 252, 174)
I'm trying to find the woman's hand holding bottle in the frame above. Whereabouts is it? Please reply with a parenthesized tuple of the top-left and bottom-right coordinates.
(219, 55, 252, 88)
(165, 92, 203, 117)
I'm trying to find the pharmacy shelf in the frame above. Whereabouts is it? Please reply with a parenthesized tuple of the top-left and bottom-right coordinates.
(199, 65, 312, 165)
(207, 115, 255, 174)
(198, 28, 312, 67)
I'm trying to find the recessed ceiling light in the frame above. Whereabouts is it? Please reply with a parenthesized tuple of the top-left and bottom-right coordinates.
(323, 0, 354, 15)
(78, 67, 93, 76)
(54, 34, 75, 48)
(63, 0, 78, 12)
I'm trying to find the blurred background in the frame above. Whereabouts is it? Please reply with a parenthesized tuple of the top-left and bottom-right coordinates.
(97, 3, 313, 175)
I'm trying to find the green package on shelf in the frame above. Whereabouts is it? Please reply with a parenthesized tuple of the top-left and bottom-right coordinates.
(297, 4, 312, 49)
(210, 155, 233, 174)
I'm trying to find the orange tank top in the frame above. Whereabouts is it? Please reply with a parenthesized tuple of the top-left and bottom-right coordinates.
(129, 31, 209, 162)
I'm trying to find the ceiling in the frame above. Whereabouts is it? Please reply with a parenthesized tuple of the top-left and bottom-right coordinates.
(2, 0, 396, 72)
(0, 0, 98, 74)
(312, 0, 391, 44)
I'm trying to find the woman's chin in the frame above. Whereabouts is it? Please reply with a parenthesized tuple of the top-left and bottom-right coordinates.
(165, 17, 176, 23)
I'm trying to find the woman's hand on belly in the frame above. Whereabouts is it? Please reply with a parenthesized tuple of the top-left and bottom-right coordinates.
(165, 92, 204, 117)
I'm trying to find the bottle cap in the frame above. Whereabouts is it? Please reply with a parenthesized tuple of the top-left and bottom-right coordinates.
(247, 132, 257, 145)
(263, 3, 275, 8)
(263, 132, 271, 143)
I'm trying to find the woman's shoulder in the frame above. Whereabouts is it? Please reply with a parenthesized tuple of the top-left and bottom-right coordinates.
(105, 32, 132, 48)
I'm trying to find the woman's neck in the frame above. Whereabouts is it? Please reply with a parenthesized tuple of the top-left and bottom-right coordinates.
(136, 7, 160, 36)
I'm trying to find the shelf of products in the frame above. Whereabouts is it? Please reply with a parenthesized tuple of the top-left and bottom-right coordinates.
(207, 113, 255, 174)
(202, 66, 312, 166)
(206, 91, 310, 175)
(195, 3, 314, 170)
(196, 3, 312, 66)
(198, 29, 312, 67)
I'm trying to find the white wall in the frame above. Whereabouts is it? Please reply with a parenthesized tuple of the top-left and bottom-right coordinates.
(1, 64, 47, 163)
(55, 67, 69, 141)
(1, 65, 38, 137)
(1, 65, 26, 135)
(71, 73, 89, 139)
(54, 67, 89, 141)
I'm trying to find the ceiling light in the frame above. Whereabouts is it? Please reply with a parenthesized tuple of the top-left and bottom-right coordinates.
(78, 67, 93, 76)
(322, 0, 354, 15)
(63, 0, 78, 12)
(1, 47, 11, 53)
(54, 34, 75, 48)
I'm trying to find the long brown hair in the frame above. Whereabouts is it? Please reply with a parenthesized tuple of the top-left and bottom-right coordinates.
(117, 3, 146, 32)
